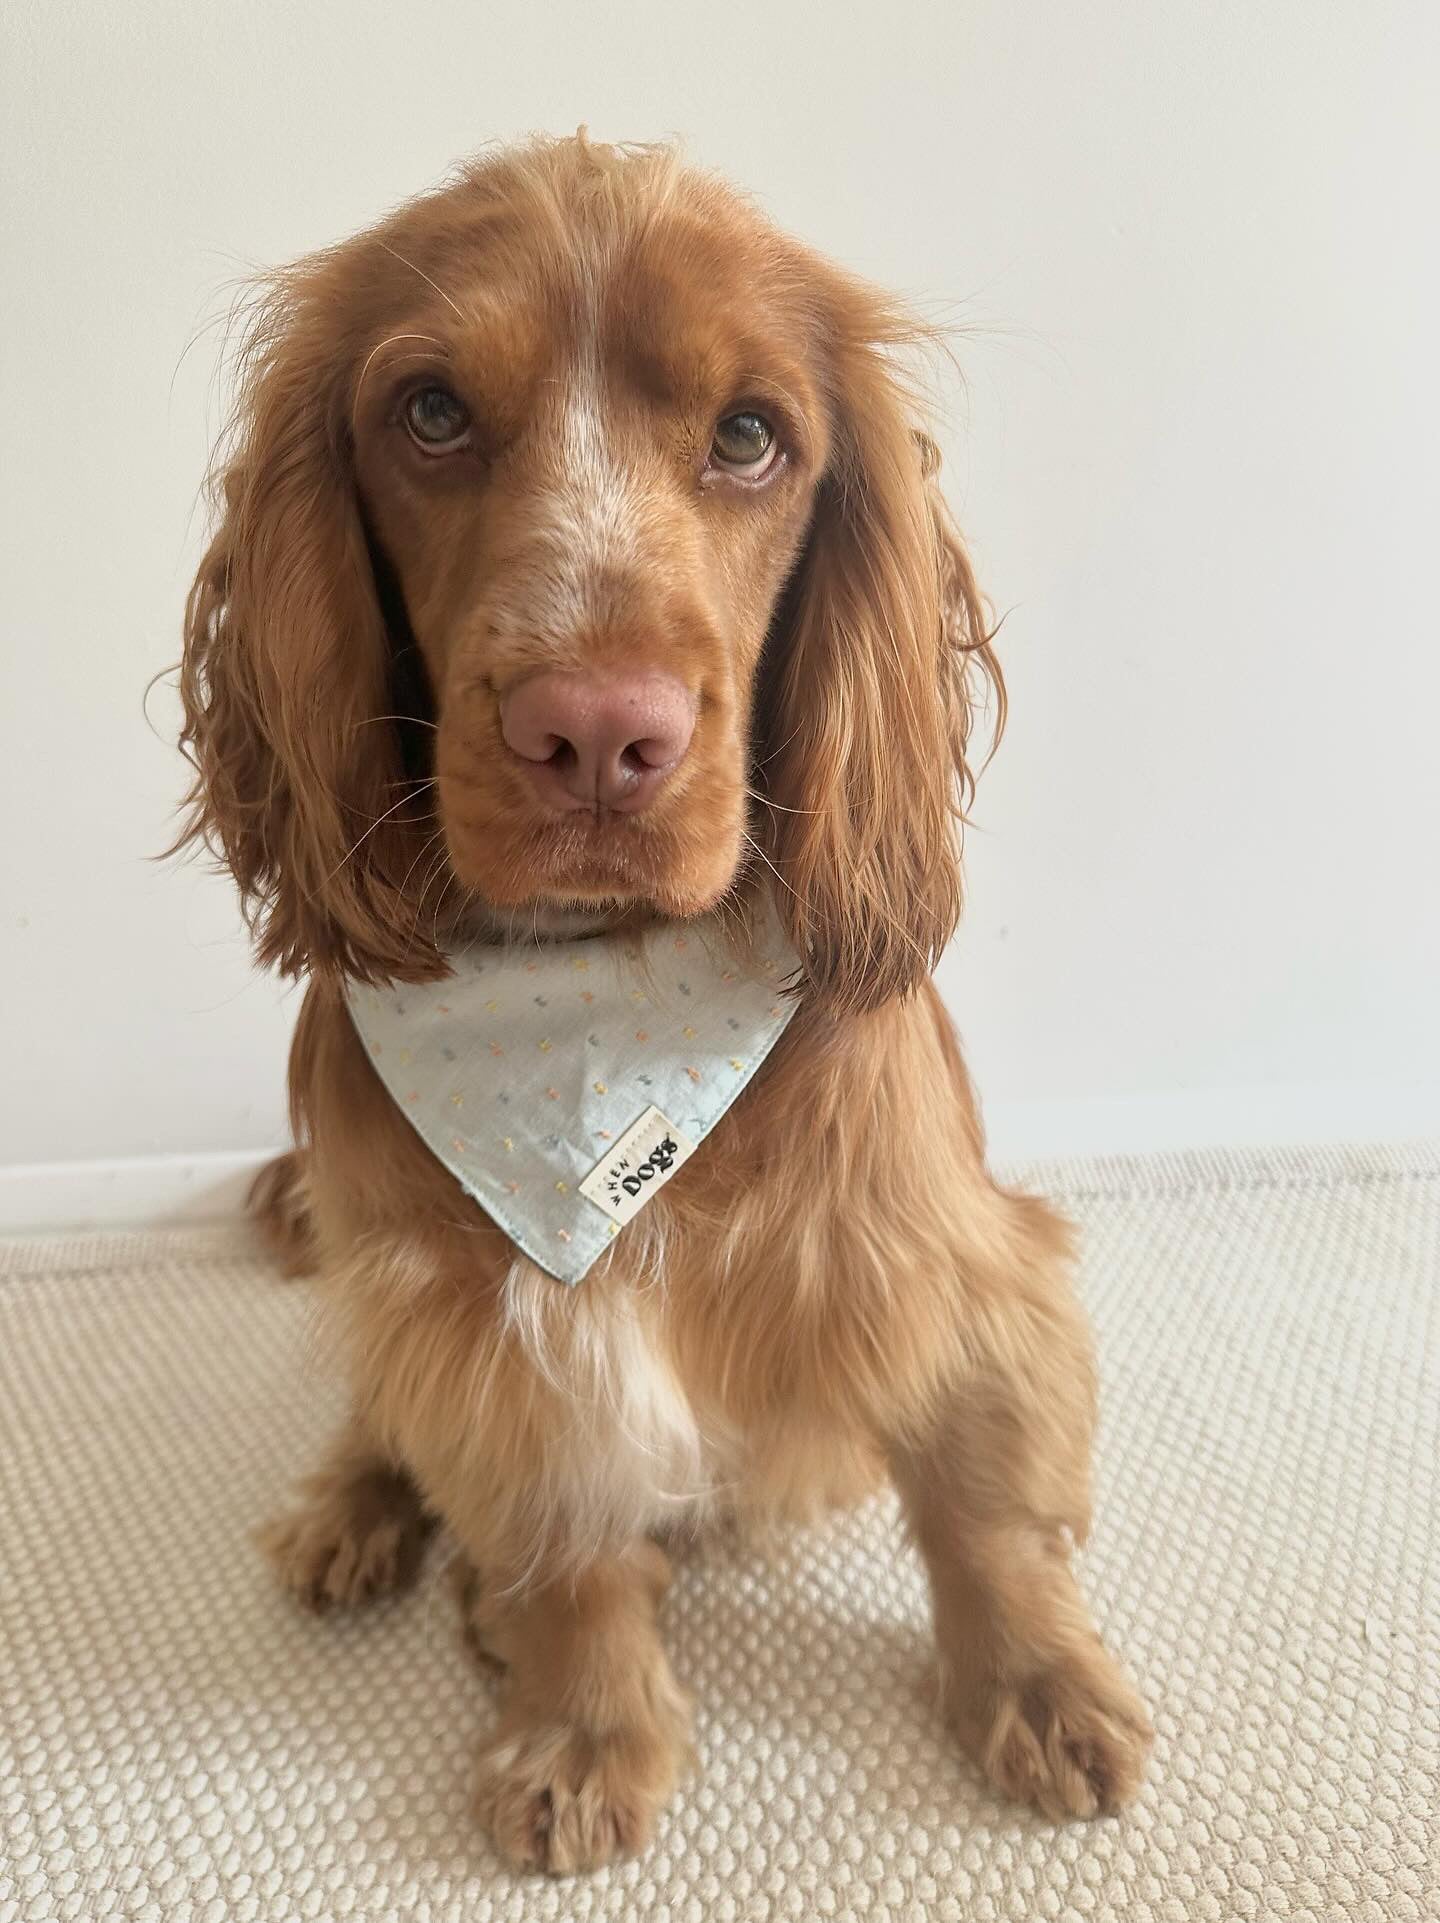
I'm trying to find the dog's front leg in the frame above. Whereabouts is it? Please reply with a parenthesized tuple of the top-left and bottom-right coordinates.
(457, 1537, 692, 1874)
(890, 1267, 1153, 1819)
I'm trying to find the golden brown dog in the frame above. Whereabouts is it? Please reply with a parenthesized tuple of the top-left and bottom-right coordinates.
(177, 134, 1151, 1874)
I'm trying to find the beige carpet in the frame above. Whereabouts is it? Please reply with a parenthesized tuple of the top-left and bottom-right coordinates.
(2, 1144, 1436, 1922)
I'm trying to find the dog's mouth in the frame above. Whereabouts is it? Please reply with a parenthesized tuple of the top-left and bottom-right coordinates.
(442, 800, 745, 924)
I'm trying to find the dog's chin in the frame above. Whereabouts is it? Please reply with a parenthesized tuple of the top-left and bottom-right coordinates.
(445, 822, 745, 943)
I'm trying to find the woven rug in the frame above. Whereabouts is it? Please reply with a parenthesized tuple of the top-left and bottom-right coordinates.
(2, 1144, 1436, 1921)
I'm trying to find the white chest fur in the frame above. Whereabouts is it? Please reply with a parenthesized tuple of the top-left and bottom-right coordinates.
(500, 1259, 719, 1541)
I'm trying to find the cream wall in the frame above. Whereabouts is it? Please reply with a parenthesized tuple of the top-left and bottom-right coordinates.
(3, 1, 1437, 1223)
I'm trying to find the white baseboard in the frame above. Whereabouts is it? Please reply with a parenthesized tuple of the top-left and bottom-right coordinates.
(1, 1081, 1436, 1235)
(0, 1149, 278, 1235)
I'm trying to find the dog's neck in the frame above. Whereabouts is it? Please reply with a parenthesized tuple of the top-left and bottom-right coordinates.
(452, 897, 668, 950)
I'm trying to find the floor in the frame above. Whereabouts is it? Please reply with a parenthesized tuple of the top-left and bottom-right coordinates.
(2, 1142, 1436, 1922)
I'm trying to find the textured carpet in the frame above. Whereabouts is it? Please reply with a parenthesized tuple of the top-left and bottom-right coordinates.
(1, 1143, 1436, 1922)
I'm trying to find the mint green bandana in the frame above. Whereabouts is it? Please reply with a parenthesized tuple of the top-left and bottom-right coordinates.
(346, 911, 799, 1283)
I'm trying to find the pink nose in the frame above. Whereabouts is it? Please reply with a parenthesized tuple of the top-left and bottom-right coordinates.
(499, 668, 696, 814)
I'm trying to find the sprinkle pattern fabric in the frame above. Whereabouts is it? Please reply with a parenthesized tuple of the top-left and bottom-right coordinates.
(345, 914, 798, 1284)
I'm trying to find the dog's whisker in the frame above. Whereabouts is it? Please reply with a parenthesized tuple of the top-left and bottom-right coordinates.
(315, 789, 436, 895)
(354, 333, 450, 410)
(737, 828, 802, 905)
(405, 839, 455, 952)
(744, 784, 818, 818)
(749, 715, 807, 771)
(395, 825, 449, 906)
(376, 239, 468, 322)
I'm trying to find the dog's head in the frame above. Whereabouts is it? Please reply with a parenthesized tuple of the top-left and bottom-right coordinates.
(178, 137, 1001, 1012)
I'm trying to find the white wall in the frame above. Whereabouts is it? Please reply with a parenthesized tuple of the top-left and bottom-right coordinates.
(3, 0, 1438, 1224)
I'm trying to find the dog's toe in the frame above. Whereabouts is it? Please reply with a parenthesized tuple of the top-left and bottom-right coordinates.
(475, 1716, 680, 1875)
(960, 1647, 1153, 1821)
(257, 1470, 432, 1612)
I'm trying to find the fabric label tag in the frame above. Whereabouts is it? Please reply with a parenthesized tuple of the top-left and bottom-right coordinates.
(579, 1106, 695, 1228)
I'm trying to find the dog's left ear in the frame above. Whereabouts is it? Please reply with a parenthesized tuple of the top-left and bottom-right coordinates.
(758, 311, 1004, 1015)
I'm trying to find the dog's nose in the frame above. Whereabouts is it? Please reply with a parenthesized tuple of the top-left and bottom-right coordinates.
(499, 668, 696, 814)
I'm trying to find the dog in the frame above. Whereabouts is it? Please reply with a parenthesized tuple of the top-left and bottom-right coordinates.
(176, 133, 1151, 1874)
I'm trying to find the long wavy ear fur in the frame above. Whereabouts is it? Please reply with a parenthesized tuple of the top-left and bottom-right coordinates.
(174, 266, 444, 985)
(758, 299, 1004, 1015)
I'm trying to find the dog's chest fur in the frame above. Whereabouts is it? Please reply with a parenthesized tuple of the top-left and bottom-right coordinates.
(498, 1253, 883, 1544)
(499, 1259, 725, 1536)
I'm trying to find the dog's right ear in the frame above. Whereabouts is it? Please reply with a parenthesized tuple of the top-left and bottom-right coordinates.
(175, 266, 445, 985)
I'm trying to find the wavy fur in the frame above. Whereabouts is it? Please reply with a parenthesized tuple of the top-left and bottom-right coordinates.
(178, 135, 1149, 1874)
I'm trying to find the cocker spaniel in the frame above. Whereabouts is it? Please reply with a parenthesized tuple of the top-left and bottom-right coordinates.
(176, 134, 1151, 1874)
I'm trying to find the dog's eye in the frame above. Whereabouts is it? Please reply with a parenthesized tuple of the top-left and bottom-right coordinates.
(403, 383, 471, 453)
(709, 411, 779, 480)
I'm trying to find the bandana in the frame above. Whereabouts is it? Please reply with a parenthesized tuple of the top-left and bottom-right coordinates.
(346, 910, 799, 1284)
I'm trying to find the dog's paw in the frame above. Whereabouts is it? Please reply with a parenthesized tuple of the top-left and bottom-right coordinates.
(474, 1710, 686, 1875)
(959, 1647, 1153, 1821)
(257, 1468, 432, 1612)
